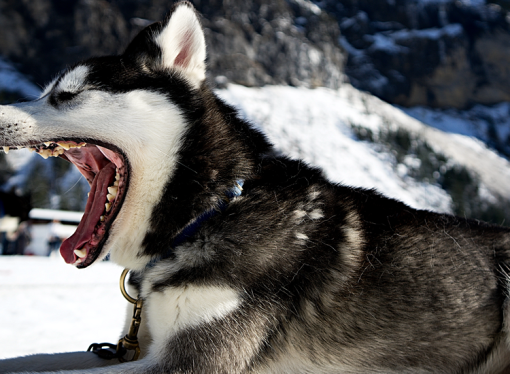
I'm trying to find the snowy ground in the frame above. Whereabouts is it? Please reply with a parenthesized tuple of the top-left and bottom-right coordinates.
(0, 256, 126, 359)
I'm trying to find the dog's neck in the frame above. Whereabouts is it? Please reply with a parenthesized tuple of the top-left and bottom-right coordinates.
(139, 86, 272, 260)
(144, 179, 245, 269)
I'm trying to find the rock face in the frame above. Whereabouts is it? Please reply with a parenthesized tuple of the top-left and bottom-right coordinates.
(2, 0, 510, 109)
(327, 0, 510, 108)
(0, 0, 345, 91)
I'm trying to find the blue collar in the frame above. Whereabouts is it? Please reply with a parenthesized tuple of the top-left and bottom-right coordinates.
(146, 180, 244, 269)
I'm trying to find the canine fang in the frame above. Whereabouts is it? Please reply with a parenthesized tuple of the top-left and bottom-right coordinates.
(73, 248, 87, 258)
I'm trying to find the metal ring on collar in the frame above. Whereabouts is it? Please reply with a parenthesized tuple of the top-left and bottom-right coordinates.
(119, 268, 137, 304)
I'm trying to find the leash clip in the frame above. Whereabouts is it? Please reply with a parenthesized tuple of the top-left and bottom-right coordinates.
(117, 296, 143, 362)
(89, 268, 143, 362)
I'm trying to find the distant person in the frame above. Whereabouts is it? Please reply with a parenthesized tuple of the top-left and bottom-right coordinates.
(47, 219, 63, 255)
(2, 230, 16, 255)
(15, 221, 31, 255)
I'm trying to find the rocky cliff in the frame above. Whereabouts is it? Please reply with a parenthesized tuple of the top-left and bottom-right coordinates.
(2, 0, 510, 109)
(332, 0, 510, 108)
(0, 0, 345, 91)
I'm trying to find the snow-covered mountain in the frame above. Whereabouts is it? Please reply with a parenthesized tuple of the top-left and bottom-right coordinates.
(218, 84, 452, 213)
(218, 83, 510, 224)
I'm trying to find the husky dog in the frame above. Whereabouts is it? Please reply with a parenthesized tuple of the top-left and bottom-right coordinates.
(2, 2, 510, 373)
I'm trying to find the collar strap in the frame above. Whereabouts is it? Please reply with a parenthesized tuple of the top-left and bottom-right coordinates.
(146, 179, 244, 269)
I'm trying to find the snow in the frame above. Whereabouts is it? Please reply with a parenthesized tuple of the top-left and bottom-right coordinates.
(292, 0, 321, 15)
(403, 103, 510, 146)
(391, 23, 463, 41)
(0, 58, 41, 184)
(5, 148, 34, 171)
(368, 34, 407, 53)
(365, 24, 464, 55)
(402, 104, 510, 199)
(29, 209, 83, 223)
(417, 0, 485, 6)
(0, 57, 40, 99)
(367, 25, 464, 54)
(0, 256, 126, 359)
(218, 84, 453, 213)
(218, 83, 510, 210)
(371, 103, 510, 202)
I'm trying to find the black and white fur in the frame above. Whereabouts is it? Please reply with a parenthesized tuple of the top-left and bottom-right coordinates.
(2, 2, 510, 373)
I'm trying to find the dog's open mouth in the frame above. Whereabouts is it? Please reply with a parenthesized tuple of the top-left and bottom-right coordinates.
(4, 141, 129, 268)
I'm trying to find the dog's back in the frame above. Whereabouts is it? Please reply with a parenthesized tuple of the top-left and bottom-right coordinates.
(226, 157, 510, 372)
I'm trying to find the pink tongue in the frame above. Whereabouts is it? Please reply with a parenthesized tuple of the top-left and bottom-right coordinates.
(60, 163, 116, 264)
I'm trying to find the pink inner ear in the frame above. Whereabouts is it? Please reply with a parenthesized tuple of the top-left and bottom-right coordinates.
(174, 30, 194, 68)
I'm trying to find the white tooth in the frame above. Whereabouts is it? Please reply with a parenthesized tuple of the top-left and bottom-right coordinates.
(29, 147, 35, 152)
(114, 181, 119, 186)
(100, 216, 105, 222)
(75, 257, 84, 265)
(105, 202, 111, 212)
(3, 147, 9, 154)
(107, 193, 115, 202)
(107, 186, 118, 196)
(74, 248, 87, 258)
(44, 142, 52, 146)
(87, 192, 90, 197)
(58, 142, 71, 150)
(38, 150, 49, 159)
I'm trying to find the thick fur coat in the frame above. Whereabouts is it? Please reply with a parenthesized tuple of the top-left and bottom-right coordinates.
(1, 2, 510, 373)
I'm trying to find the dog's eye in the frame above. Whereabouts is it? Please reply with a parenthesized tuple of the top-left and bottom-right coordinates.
(49, 91, 78, 107)
(57, 91, 78, 102)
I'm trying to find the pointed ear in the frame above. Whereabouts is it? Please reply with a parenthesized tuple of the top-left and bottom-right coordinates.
(154, 2, 206, 88)
(124, 2, 206, 88)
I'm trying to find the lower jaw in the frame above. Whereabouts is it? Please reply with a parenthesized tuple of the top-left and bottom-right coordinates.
(60, 164, 117, 264)
(64, 203, 123, 269)
(56, 147, 127, 267)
